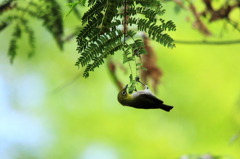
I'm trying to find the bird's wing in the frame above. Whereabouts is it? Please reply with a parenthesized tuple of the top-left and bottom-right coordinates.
(136, 94, 164, 104)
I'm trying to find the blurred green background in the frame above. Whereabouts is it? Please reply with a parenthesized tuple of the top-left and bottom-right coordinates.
(1, 1, 240, 159)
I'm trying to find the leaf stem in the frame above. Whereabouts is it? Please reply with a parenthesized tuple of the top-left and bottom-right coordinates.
(123, 0, 133, 77)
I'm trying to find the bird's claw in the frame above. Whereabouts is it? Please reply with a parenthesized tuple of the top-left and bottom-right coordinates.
(144, 85, 149, 89)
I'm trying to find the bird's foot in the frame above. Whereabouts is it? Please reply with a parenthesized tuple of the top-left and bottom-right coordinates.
(135, 77, 146, 86)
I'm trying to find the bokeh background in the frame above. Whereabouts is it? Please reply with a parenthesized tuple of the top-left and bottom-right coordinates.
(1, 0, 240, 159)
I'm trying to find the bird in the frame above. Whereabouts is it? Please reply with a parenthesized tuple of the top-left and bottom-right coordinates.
(118, 84, 173, 112)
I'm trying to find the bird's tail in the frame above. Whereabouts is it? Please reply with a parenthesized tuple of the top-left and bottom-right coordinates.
(159, 104, 174, 112)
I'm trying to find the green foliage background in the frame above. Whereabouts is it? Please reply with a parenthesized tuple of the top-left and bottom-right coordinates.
(0, 1, 240, 159)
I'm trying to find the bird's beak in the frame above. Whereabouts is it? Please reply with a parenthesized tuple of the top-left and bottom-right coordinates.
(124, 84, 128, 90)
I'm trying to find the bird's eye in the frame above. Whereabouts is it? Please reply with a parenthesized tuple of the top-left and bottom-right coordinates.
(122, 91, 126, 96)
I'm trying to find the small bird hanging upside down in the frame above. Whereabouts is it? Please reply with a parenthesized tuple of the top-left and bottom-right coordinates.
(118, 85, 173, 112)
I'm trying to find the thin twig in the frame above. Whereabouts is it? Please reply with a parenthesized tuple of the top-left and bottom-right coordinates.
(51, 73, 82, 94)
(226, 18, 240, 32)
(175, 40, 240, 45)
(188, 1, 212, 35)
(62, 28, 240, 46)
(62, 27, 82, 42)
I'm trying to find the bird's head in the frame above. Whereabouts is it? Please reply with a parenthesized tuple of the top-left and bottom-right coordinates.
(117, 84, 132, 105)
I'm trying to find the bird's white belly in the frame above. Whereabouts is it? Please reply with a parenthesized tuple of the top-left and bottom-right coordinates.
(132, 89, 154, 97)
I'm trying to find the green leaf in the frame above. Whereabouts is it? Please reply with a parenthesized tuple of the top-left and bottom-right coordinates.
(136, 63, 142, 66)
(8, 25, 21, 63)
(129, 74, 133, 82)
(65, 1, 79, 19)
(141, 66, 148, 71)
